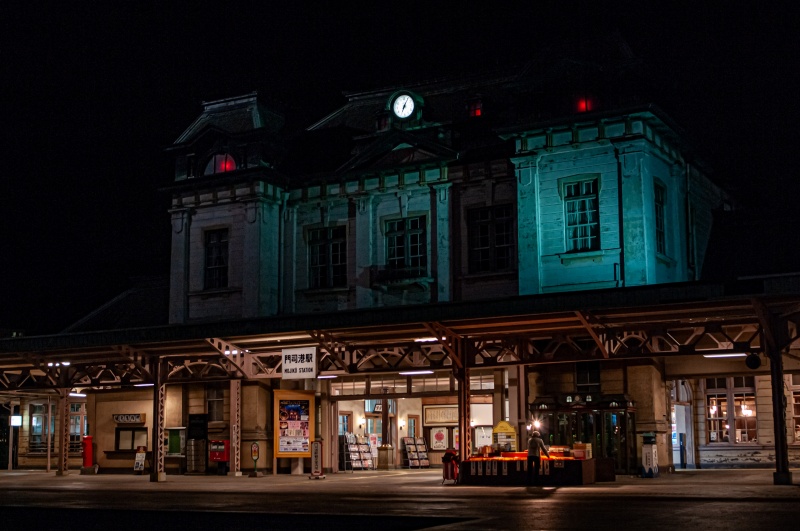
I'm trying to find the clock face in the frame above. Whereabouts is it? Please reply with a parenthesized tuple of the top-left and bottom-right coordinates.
(393, 94, 415, 118)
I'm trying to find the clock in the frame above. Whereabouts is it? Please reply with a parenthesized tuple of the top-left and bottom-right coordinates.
(392, 94, 415, 118)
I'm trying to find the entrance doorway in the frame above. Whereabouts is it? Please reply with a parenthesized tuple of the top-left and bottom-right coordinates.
(532, 403, 637, 474)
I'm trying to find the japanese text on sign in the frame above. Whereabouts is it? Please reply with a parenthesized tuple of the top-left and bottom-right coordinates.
(282, 347, 317, 379)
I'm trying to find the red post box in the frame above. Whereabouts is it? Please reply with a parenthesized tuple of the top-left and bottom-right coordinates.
(209, 440, 230, 462)
(81, 435, 93, 468)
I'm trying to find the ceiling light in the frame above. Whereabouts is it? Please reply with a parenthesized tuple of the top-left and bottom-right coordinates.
(414, 337, 438, 343)
(702, 353, 747, 358)
(317, 375, 338, 379)
(399, 370, 434, 375)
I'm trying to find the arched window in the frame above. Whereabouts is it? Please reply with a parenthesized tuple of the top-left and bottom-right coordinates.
(203, 153, 237, 175)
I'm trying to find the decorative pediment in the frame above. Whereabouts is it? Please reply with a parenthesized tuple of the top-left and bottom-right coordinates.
(335, 131, 457, 175)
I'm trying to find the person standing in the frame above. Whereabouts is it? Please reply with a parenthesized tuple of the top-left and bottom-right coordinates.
(527, 431, 550, 485)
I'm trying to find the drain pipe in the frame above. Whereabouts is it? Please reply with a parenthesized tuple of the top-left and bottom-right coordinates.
(614, 145, 625, 287)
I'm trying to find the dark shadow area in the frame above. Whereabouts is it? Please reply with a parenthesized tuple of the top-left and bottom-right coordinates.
(1, 507, 469, 531)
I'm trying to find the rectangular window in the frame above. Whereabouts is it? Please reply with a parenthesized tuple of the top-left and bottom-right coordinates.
(791, 374, 800, 443)
(705, 376, 756, 444)
(468, 100, 482, 117)
(28, 403, 56, 453)
(338, 413, 352, 436)
(204, 229, 229, 290)
(69, 402, 88, 453)
(468, 205, 514, 273)
(564, 179, 599, 252)
(386, 216, 427, 276)
(576, 361, 601, 394)
(309, 226, 347, 289)
(207, 385, 225, 422)
(116, 427, 148, 450)
(655, 183, 666, 255)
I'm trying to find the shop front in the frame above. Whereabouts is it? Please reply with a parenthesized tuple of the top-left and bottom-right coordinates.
(531, 394, 637, 476)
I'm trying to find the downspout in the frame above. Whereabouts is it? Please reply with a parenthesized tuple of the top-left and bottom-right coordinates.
(277, 192, 286, 313)
(614, 145, 625, 287)
(685, 160, 693, 280)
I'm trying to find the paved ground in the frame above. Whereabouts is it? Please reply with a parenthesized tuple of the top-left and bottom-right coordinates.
(2, 467, 800, 530)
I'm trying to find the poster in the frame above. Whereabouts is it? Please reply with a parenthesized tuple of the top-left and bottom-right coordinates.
(430, 426, 448, 450)
(274, 390, 315, 458)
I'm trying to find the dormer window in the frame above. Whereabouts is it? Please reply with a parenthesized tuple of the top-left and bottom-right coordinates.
(376, 112, 390, 132)
(468, 100, 483, 117)
(204, 153, 237, 176)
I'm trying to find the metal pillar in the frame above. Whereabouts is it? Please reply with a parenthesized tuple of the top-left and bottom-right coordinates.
(456, 339, 471, 463)
(753, 299, 793, 485)
(150, 357, 167, 482)
(56, 390, 70, 475)
(46, 395, 51, 472)
(229, 379, 242, 476)
(768, 343, 792, 485)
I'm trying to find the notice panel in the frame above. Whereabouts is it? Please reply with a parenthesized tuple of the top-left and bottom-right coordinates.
(274, 390, 315, 458)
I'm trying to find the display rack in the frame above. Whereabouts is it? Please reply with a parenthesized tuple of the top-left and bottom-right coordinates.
(339, 433, 374, 471)
(402, 437, 430, 468)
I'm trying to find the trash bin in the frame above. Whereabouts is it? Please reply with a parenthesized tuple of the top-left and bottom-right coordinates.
(441, 449, 459, 484)
(640, 432, 659, 478)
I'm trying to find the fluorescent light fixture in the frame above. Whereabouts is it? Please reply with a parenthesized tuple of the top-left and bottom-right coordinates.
(10, 415, 22, 427)
(134, 383, 154, 387)
(317, 375, 338, 379)
(702, 353, 748, 358)
(414, 337, 438, 343)
(69, 392, 86, 397)
(398, 370, 434, 376)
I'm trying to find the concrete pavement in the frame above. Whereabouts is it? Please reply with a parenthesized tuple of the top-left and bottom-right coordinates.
(2, 467, 800, 501)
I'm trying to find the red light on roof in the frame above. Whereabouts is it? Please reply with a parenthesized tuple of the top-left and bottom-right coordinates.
(577, 97, 592, 113)
(218, 155, 236, 172)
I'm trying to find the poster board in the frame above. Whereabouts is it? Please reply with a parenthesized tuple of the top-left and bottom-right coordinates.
(430, 426, 448, 450)
(274, 389, 315, 458)
(134, 451, 146, 472)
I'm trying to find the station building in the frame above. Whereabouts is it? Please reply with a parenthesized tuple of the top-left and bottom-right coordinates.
(3, 34, 800, 480)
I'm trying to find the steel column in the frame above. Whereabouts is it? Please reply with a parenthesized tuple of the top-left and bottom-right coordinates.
(753, 299, 793, 485)
(230, 378, 241, 475)
(55, 389, 70, 475)
(150, 357, 166, 482)
(768, 342, 792, 485)
(456, 339, 471, 463)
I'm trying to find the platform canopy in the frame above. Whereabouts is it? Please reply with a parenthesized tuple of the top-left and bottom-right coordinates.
(2, 277, 800, 394)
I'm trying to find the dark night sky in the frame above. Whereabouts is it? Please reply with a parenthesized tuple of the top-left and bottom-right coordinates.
(1, 2, 798, 334)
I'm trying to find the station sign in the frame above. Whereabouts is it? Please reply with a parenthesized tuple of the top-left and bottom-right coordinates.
(282, 347, 317, 379)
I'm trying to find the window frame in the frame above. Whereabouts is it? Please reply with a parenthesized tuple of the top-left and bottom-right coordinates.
(705, 376, 757, 445)
(115, 427, 149, 451)
(69, 402, 88, 454)
(385, 216, 427, 276)
(308, 225, 348, 289)
(203, 153, 237, 176)
(791, 374, 800, 443)
(204, 228, 229, 290)
(561, 176, 600, 253)
(207, 385, 226, 423)
(575, 361, 601, 394)
(28, 403, 56, 454)
(467, 204, 515, 274)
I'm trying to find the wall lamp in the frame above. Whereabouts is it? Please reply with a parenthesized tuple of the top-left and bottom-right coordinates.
(399, 418, 406, 430)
